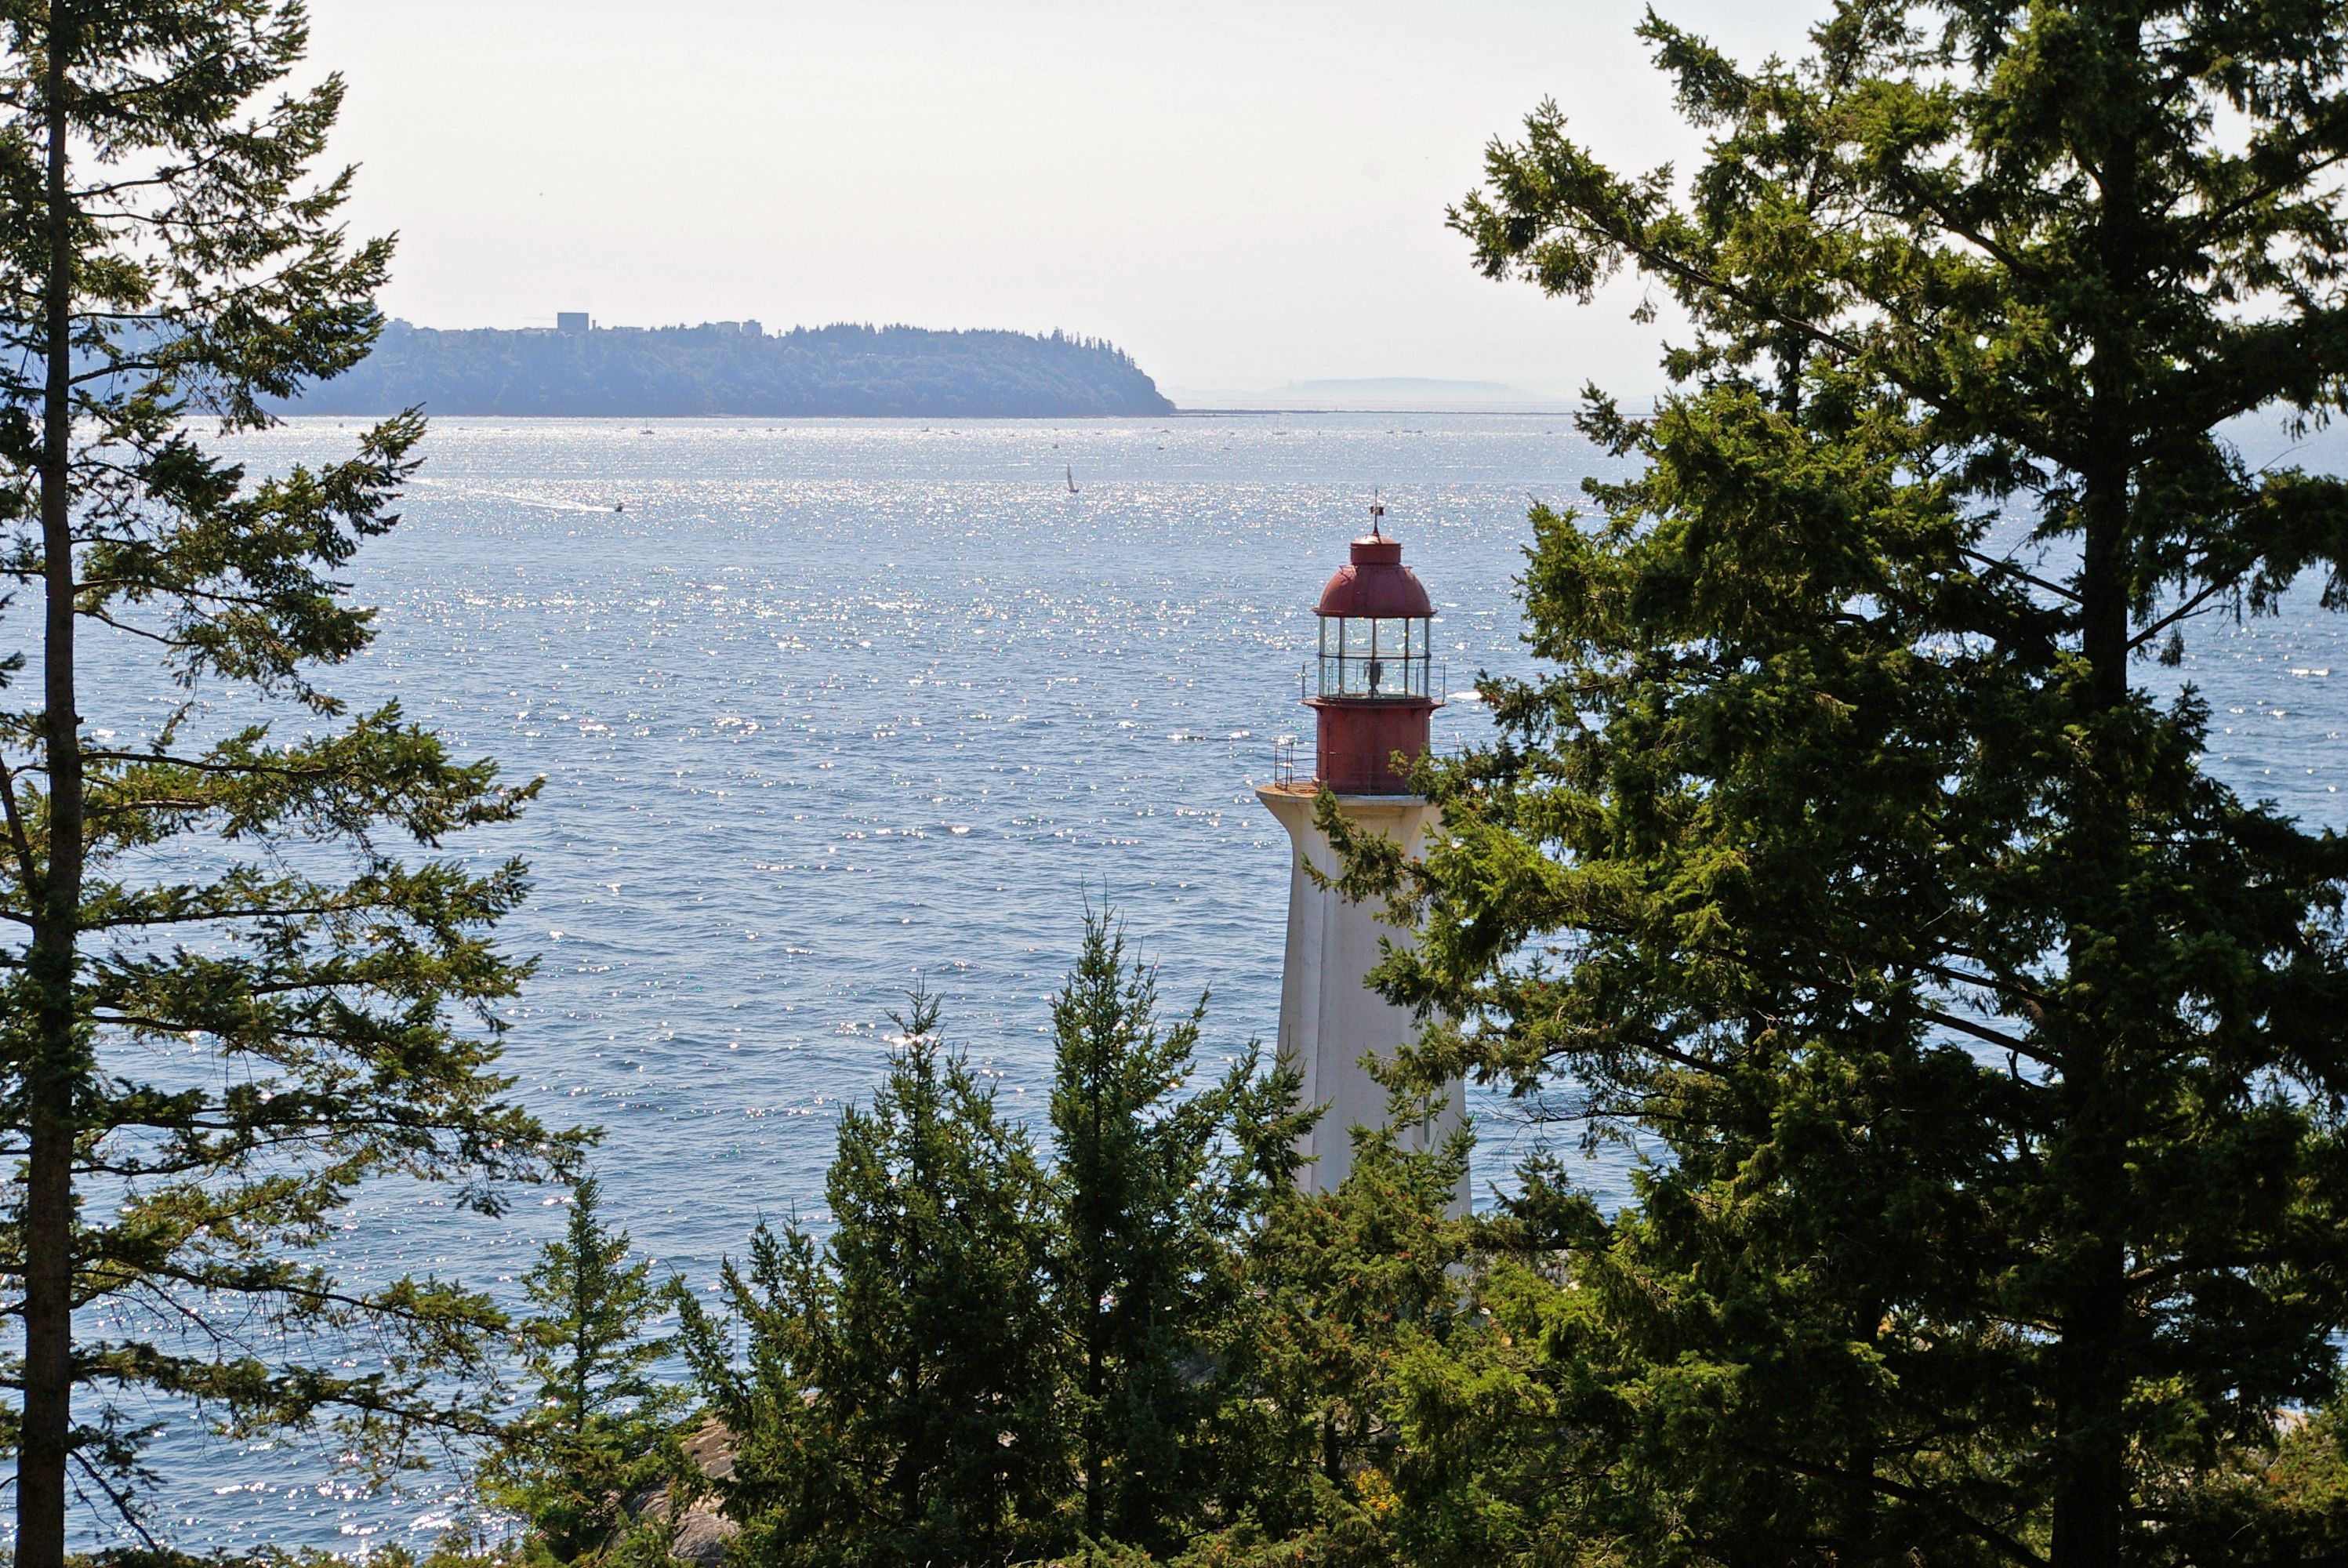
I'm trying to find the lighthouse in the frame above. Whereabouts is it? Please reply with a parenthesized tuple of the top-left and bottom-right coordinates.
(1257, 509, 1468, 1207)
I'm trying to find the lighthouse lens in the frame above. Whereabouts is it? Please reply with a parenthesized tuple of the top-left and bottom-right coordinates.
(1319, 616, 1432, 699)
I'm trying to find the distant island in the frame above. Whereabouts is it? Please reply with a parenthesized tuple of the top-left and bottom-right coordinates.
(278, 318, 1175, 418)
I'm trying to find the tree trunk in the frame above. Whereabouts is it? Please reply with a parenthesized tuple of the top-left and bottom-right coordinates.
(17, 13, 82, 1566)
(2056, 506, 2136, 1568)
(2049, 18, 2144, 1563)
(1082, 1061, 1107, 1539)
(2077, 474, 2130, 713)
(2057, 498, 2133, 1568)
(1085, 1301, 1104, 1539)
(1839, 1300, 1883, 1566)
(2051, 1232, 2128, 1568)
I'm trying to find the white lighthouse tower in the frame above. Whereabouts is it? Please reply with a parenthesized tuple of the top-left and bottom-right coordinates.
(1257, 511, 1468, 1208)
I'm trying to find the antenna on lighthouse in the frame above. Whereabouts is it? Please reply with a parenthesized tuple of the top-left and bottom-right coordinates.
(1369, 489, 1385, 537)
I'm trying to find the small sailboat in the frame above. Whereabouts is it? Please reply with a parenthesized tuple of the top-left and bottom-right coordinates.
(1066, 463, 1080, 494)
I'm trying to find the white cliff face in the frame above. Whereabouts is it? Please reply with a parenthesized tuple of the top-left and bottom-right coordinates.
(1256, 786, 1468, 1214)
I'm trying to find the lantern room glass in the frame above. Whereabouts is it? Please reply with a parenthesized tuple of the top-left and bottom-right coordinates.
(1317, 615, 1433, 699)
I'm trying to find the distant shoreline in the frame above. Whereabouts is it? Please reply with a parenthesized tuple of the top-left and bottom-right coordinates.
(1167, 406, 1573, 418)
(270, 406, 1579, 421)
(277, 320, 1175, 419)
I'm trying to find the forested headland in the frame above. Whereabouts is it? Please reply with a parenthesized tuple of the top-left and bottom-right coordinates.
(276, 321, 1177, 419)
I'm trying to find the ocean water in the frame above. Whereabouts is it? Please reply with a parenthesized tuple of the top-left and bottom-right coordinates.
(40, 412, 2348, 1552)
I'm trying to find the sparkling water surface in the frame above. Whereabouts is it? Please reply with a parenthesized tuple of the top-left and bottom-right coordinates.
(40, 412, 2348, 1552)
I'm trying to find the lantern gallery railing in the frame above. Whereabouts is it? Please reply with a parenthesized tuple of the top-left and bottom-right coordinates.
(1316, 615, 1435, 701)
(1298, 658, 1449, 706)
(1272, 735, 1300, 789)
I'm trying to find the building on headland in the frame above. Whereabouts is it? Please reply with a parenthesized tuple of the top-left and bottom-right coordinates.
(1257, 510, 1469, 1213)
(546, 315, 766, 337)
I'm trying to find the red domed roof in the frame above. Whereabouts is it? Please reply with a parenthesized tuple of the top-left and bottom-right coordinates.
(1316, 533, 1434, 618)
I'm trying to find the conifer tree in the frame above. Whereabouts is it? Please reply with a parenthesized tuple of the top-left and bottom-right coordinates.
(1045, 909, 1290, 1554)
(0, 5, 572, 1559)
(1167, 1125, 1477, 1568)
(1350, 0, 2348, 1561)
(492, 1176, 680, 1563)
(670, 1220, 847, 1563)
(1252, 1129, 1475, 1544)
(677, 994, 1058, 1568)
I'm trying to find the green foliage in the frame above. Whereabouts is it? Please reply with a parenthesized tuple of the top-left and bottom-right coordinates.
(1305, 0, 2348, 1562)
(674, 923, 1322, 1568)
(1221, 1126, 1478, 1561)
(0, 3, 578, 1560)
(1047, 909, 1292, 1554)
(486, 1175, 681, 1563)
(2138, 1399, 2348, 1566)
(675, 992, 1061, 1568)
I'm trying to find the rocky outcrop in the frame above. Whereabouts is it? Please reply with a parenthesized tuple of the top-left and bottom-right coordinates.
(667, 1499, 735, 1568)
(681, 1417, 738, 1483)
(630, 1417, 740, 1566)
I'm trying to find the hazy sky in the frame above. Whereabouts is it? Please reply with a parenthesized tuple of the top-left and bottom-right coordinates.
(306, 2, 1820, 397)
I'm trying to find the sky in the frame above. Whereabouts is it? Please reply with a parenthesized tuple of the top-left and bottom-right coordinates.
(304, 1, 1822, 399)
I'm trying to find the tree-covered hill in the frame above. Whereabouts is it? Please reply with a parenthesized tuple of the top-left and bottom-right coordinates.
(277, 320, 1177, 417)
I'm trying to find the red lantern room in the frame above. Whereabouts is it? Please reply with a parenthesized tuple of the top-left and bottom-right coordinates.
(1307, 506, 1441, 793)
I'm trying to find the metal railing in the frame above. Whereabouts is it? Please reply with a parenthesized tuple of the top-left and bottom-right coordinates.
(1268, 731, 1492, 793)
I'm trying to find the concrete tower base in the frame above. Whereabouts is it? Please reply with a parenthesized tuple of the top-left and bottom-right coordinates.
(1257, 784, 1468, 1214)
